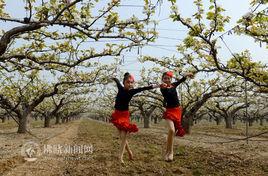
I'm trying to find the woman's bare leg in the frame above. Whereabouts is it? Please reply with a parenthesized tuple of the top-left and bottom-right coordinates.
(118, 130, 133, 160)
(125, 140, 134, 160)
(165, 119, 175, 161)
(119, 130, 127, 163)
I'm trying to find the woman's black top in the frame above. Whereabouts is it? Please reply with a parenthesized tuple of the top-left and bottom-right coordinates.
(160, 77, 186, 108)
(113, 78, 154, 111)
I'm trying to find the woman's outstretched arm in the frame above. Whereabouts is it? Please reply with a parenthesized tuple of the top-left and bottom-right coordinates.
(131, 84, 159, 95)
(112, 77, 123, 89)
(172, 72, 194, 87)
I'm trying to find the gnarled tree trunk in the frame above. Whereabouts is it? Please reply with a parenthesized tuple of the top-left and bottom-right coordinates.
(55, 115, 61, 124)
(44, 116, 51, 128)
(224, 116, 233, 129)
(182, 116, 192, 134)
(17, 113, 31, 133)
(216, 118, 221, 125)
(153, 116, 158, 124)
(143, 115, 150, 128)
(260, 118, 263, 126)
(1, 116, 6, 123)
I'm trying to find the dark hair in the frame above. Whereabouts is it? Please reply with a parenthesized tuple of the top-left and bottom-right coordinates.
(162, 72, 168, 79)
(123, 72, 131, 83)
(162, 71, 173, 80)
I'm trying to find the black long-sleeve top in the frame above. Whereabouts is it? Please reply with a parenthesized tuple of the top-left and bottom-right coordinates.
(113, 78, 154, 111)
(160, 77, 186, 108)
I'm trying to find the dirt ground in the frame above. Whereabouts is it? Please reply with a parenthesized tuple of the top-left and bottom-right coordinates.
(0, 119, 267, 176)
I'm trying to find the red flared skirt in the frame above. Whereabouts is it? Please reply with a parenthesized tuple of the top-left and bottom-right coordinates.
(110, 110, 138, 133)
(163, 106, 185, 137)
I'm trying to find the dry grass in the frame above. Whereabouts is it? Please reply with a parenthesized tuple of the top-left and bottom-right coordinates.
(0, 118, 267, 176)
(63, 119, 267, 176)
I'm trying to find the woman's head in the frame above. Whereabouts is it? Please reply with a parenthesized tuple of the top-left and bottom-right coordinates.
(162, 71, 173, 85)
(123, 72, 134, 90)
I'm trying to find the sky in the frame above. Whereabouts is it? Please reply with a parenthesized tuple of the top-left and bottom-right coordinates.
(1, 0, 267, 80)
(116, 0, 268, 75)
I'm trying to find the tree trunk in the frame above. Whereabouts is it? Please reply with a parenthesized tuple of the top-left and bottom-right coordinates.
(232, 116, 236, 125)
(144, 116, 150, 128)
(55, 115, 60, 124)
(17, 115, 28, 133)
(182, 116, 191, 134)
(216, 118, 221, 125)
(154, 116, 157, 124)
(260, 118, 263, 126)
(209, 116, 212, 122)
(142, 111, 150, 128)
(140, 117, 143, 124)
(249, 119, 253, 127)
(2, 116, 6, 123)
(225, 116, 233, 129)
(44, 116, 50, 128)
(62, 117, 65, 123)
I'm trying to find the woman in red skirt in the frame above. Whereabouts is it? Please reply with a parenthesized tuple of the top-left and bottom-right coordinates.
(160, 71, 193, 162)
(111, 72, 158, 164)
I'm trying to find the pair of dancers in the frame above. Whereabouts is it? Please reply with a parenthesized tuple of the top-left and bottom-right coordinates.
(110, 71, 193, 163)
